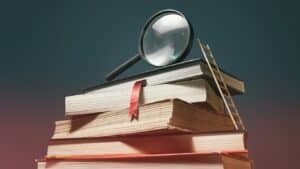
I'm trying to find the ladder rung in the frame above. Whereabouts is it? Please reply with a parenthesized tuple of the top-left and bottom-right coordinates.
(224, 95, 232, 101)
(210, 61, 217, 67)
(212, 68, 220, 75)
(233, 114, 241, 118)
(227, 103, 235, 108)
(220, 85, 226, 91)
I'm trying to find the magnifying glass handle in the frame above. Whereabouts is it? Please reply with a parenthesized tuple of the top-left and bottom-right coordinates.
(105, 54, 141, 81)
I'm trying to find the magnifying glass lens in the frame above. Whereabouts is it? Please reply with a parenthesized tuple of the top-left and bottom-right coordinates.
(142, 13, 191, 66)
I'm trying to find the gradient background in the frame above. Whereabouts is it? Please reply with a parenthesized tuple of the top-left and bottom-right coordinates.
(0, 1, 299, 169)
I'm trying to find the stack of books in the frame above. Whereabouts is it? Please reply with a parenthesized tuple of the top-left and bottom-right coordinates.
(36, 59, 253, 169)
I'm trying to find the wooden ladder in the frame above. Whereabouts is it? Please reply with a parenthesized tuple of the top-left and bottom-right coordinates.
(197, 39, 245, 131)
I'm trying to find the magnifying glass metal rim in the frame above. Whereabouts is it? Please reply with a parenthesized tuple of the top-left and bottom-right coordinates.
(138, 9, 194, 66)
(105, 9, 194, 81)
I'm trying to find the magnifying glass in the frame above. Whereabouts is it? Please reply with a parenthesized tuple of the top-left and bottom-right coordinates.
(105, 9, 194, 81)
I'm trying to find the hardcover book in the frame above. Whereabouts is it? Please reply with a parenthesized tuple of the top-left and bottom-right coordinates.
(38, 152, 252, 169)
(48, 132, 246, 157)
(53, 99, 235, 139)
(82, 59, 245, 95)
(65, 79, 224, 116)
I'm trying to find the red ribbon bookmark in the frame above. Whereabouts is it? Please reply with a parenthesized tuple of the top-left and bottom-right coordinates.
(129, 80, 146, 120)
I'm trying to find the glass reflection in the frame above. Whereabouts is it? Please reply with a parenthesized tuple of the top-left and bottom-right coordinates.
(142, 13, 190, 66)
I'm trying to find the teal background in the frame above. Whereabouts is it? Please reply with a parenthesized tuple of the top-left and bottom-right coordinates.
(0, 1, 299, 169)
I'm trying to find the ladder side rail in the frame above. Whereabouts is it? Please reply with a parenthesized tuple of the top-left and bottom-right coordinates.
(197, 39, 239, 130)
(204, 42, 245, 130)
